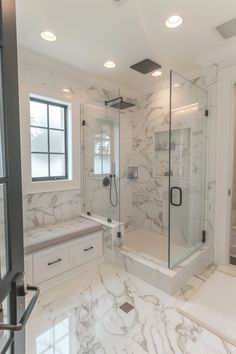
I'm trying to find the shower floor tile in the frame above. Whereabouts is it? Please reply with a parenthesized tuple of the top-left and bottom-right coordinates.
(26, 263, 236, 354)
(124, 228, 187, 263)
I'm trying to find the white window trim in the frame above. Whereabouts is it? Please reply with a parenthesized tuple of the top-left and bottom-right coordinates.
(19, 82, 80, 194)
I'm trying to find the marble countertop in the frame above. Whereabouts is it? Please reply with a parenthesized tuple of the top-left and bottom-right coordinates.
(24, 216, 102, 255)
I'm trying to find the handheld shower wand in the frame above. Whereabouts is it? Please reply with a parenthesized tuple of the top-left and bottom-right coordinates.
(109, 174, 118, 207)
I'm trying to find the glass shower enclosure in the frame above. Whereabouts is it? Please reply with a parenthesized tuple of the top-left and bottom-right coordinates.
(81, 90, 120, 224)
(81, 72, 208, 269)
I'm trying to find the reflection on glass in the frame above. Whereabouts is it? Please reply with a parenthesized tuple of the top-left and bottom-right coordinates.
(0, 184, 7, 279)
(36, 318, 69, 354)
(0, 296, 10, 353)
(0, 53, 5, 177)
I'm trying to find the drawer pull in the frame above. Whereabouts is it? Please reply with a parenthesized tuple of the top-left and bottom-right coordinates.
(48, 258, 62, 266)
(84, 246, 94, 252)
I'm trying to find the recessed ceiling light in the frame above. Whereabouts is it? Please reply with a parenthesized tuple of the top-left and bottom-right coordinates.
(152, 70, 162, 77)
(41, 31, 57, 42)
(62, 88, 70, 93)
(165, 15, 183, 28)
(104, 61, 116, 69)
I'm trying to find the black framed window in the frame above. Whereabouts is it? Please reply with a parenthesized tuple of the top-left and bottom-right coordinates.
(30, 97, 68, 181)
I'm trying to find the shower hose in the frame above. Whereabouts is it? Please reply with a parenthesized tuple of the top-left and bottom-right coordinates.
(109, 174, 118, 207)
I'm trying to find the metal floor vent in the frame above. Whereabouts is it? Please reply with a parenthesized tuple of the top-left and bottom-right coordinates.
(119, 301, 134, 313)
(216, 17, 236, 39)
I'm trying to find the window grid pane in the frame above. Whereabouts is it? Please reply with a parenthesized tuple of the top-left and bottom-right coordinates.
(30, 97, 68, 181)
(94, 121, 112, 175)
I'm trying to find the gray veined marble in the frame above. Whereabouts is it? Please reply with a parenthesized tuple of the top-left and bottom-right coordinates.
(26, 263, 236, 354)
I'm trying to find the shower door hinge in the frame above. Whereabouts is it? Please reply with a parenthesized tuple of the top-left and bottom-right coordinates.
(87, 211, 91, 216)
(82, 120, 86, 126)
(117, 231, 121, 238)
(202, 230, 206, 243)
(205, 109, 209, 117)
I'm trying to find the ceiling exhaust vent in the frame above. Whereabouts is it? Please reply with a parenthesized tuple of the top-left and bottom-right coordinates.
(216, 18, 236, 39)
(130, 59, 161, 74)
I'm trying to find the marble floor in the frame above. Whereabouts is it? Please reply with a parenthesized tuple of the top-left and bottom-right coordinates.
(26, 262, 236, 354)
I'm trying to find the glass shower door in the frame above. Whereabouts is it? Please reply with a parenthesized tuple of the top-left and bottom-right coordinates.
(82, 92, 120, 223)
(169, 71, 208, 268)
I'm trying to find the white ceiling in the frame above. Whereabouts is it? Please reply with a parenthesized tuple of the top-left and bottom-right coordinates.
(16, 0, 236, 94)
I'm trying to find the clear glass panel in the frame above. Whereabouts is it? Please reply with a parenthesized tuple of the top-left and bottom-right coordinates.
(30, 100, 47, 127)
(82, 91, 120, 222)
(49, 130, 65, 153)
(0, 296, 10, 353)
(31, 127, 48, 152)
(50, 154, 65, 176)
(0, 184, 8, 279)
(49, 105, 65, 129)
(169, 71, 207, 267)
(31, 154, 49, 178)
(0, 54, 5, 178)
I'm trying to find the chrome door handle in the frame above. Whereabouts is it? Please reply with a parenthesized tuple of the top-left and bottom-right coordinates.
(0, 285, 40, 331)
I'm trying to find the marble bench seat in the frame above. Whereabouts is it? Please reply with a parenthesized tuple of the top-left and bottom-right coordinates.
(24, 217, 102, 255)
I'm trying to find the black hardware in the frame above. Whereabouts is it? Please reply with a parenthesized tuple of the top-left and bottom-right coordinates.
(170, 187, 182, 207)
(0, 285, 40, 331)
(205, 109, 209, 117)
(103, 176, 110, 187)
(107, 218, 112, 223)
(48, 258, 62, 266)
(117, 232, 121, 238)
(87, 211, 91, 216)
(229, 189, 231, 196)
(202, 230, 206, 243)
(82, 120, 86, 126)
(84, 246, 94, 252)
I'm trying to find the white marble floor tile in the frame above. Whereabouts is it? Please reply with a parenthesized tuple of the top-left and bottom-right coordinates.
(26, 263, 236, 354)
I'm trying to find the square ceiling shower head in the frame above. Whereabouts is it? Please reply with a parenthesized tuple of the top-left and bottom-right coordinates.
(130, 59, 161, 74)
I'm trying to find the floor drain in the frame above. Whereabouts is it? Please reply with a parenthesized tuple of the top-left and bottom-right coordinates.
(119, 301, 134, 313)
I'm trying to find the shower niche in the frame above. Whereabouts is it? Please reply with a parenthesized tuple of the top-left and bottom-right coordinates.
(153, 127, 191, 178)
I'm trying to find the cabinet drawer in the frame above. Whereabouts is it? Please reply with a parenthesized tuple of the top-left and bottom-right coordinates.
(33, 243, 74, 284)
(75, 231, 103, 266)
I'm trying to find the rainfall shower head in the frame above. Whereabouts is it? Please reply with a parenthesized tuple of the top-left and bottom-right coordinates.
(105, 97, 135, 110)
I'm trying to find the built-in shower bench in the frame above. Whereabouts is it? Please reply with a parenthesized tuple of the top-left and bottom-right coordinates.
(24, 216, 103, 289)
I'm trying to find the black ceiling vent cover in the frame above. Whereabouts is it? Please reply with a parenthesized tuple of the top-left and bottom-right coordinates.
(130, 59, 161, 74)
